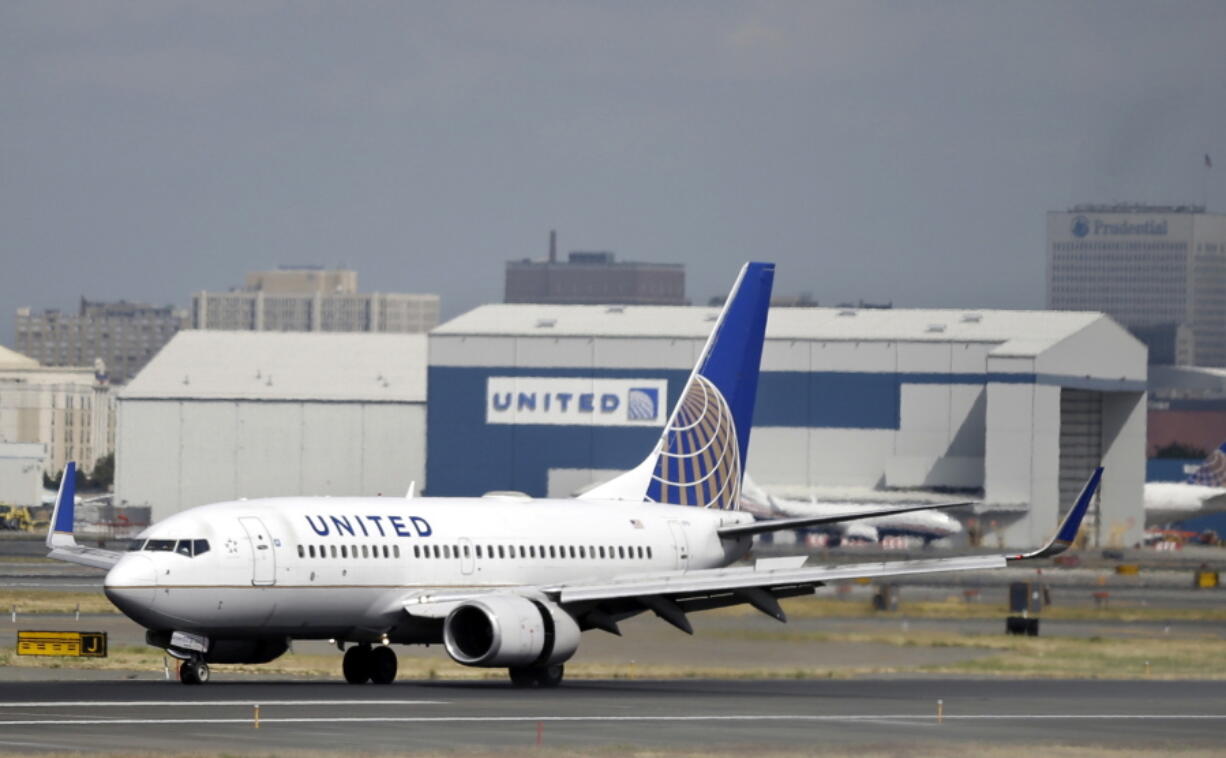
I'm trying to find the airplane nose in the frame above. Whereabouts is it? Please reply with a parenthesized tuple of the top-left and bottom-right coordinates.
(104, 554, 157, 616)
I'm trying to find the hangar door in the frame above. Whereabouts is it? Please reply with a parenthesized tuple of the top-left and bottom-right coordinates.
(1059, 389, 1103, 527)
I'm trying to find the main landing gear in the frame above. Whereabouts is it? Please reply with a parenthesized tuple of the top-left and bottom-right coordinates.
(508, 664, 564, 688)
(342, 644, 398, 684)
(178, 658, 210, 685)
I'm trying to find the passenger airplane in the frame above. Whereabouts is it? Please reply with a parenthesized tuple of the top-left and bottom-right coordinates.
(740, 475, 964, 546)
(1144, 442, 1226, 526)
(46, 262, 1103, 687)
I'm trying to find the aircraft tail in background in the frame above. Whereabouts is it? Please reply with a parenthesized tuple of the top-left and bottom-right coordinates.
(1187, 442, 1226, 488)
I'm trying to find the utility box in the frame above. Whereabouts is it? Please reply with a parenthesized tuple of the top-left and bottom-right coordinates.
(1009, 582, 1043, 614)
(871, 584, 899, 611)
(1195, 568, 1219, 589)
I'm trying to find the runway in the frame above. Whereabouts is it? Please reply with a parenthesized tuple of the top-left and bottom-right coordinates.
(0, 678, 1223, 753)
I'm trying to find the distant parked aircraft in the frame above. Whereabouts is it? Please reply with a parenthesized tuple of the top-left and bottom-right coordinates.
(1144, 442, 1226, 526)
(740, 475, 964, 546)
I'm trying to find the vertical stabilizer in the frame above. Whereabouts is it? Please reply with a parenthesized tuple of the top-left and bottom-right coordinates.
(46, 462, 77, 549)
(1188, 443, 1226, 487)
(581, 262, 774, 509)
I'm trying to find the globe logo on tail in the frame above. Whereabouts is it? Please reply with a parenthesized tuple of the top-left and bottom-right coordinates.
(647, 375, 741, 510)
(1189, 444, 1226, 488)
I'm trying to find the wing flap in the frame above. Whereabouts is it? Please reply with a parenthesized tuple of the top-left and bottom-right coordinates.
(555, 554, 1006, 605)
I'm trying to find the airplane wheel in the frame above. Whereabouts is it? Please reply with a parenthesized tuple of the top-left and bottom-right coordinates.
(534, 664, 563, 688)
(508, 666, 537, 687)
(369, 646, 397, 685)
(342, 645, 372, 684)
(179, 659, 209, 685)
(508, 664, 564, 688)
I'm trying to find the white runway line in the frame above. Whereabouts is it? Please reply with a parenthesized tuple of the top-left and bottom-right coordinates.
(0, 700, 447, 708)
(1, 714, 1224, 727)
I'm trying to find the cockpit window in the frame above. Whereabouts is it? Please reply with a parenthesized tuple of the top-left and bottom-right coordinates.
(127, 540, 146, 552)
(143, 538, 209, 556)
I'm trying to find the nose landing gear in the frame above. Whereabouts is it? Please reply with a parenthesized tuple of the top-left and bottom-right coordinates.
(178, 658, 210, 685)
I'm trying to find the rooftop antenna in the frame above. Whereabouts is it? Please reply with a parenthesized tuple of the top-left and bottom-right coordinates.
(549, 229, 557, 263)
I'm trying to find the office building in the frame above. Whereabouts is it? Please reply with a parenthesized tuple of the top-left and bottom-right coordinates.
(1048, 204, 1226, 366)
(14, 299, 188, 384)
(193, 267, 438, 333)
(505, 232, 685, 305)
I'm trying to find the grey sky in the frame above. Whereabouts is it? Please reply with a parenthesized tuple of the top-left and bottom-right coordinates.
(3, 1, 1224, 347)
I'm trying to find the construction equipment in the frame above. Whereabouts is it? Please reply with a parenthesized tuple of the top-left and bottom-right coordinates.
(0, 504, 47, 532)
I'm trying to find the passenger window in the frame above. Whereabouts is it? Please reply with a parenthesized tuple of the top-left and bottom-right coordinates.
(433, 545, 441, 559)
(330, 545, 337, 558)
(443, 545, 451, 559)
(476, 545, 483, 559)
(353, 545, 359, 559)
(579, 546, 586, 559)
(618, 546, 625, 559)
(647, 546, 653, 559)
(393, 545, 400, 558)
(529, 546, 536, 559)
(569, 546, 576, 559)
(341, 545, 348, 558)
(519, 546, 527, 559)
(383, 545, 389, 558)
(549, 546, 556, 559)
(361, 545, 369, 559)
(413, 545, 420, 558)
(319, 545, 325, 557)
(307, 545, 315, 559)
(463, 545, 470, 558)
(637, 546, 644, 559)
(298, 545, 305, 558)
(497, 545, 505, 559)
(599, 546, 606, 559)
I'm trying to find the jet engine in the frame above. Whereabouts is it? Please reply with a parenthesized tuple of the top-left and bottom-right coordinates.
(442, 595, 580, 668)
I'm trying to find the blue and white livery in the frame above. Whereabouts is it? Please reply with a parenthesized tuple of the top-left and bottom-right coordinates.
(46, 262, 1101, 687)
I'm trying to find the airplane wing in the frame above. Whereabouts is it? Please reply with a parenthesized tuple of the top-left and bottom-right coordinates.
(44, 462, 122, 570)
(717, 500, 975, 538)
(543, 468, 1102, 634)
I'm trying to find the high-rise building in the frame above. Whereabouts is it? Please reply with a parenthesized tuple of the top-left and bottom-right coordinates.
(1048, 205, 1226, 366)
(14, 299, 188, 384)
(192, 267, 439, 333)
(505, 232, 686, 306)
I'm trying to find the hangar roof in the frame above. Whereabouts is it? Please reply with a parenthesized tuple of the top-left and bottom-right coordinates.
(120, 331, 426, 403)
(0, 345, 39, 370)
(434, 304, 1106, 357)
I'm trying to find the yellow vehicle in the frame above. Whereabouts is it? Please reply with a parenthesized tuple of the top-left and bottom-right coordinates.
(0, 504, 46, 532)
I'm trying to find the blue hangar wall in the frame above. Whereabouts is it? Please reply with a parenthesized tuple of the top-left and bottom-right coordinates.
(425, 363, 1010, 497)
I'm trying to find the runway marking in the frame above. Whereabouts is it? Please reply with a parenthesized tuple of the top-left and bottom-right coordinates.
(1, 714, 1224, 726)
(0, 700, 447, 708)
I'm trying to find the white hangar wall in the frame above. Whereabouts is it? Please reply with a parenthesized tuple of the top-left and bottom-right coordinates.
(116, 332, 426, 521)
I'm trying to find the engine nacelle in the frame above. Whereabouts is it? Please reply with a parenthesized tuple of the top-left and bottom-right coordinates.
(443, 595, 580, 668)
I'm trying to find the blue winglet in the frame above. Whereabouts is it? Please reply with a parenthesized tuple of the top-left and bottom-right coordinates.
(1010, 466, 1103, 561)
(46, 462, 77, 549)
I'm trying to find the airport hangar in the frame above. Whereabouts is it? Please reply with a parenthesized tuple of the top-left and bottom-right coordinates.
(114, 331, 426, 520)
(428, 305, 1147, 548)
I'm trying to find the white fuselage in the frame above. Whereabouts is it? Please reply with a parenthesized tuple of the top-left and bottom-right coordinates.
(104, 496, 755, 642)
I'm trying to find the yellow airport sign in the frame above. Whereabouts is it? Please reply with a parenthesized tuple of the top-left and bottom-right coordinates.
(16, 630, 107, 658)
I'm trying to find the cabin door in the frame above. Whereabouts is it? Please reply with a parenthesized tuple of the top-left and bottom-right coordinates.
(239, 517, 277, 586)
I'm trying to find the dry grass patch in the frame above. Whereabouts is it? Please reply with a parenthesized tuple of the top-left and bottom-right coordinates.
(0, 589, 115, 615)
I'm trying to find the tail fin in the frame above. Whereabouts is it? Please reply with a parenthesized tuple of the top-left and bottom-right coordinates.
(1188, 443, 1226, 487)
(581, 262, 774, 509)
(46, 461, 77, 550)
